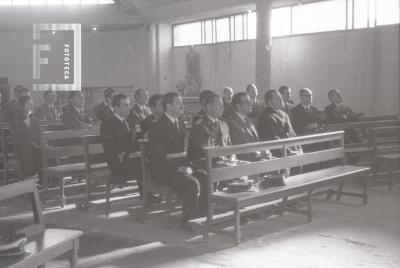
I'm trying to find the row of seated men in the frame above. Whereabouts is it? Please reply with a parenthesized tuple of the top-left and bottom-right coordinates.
(4, 83, 362, 232)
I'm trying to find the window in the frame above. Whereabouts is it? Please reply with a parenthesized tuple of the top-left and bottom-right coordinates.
(271, 7, 291, 37)
(0, 0, 114, 6)
(292, 0, 346, 34)
(172, 0, 399, 47)
(376, 0, 400, 26)
(216, 17, 230, 42)
(173, 22, 202, 47)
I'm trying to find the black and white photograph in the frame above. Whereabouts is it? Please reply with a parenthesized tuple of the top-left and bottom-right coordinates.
(0, 0, 399, 267)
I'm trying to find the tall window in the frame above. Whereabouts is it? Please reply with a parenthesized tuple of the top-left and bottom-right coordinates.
(0, 0, 114, 5)
(173, 0, 399, 47)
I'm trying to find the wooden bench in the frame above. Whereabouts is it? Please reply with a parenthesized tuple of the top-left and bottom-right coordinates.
(324, 120, 399, 164)
(41, 128, 102, 207)
(0, 120, 64, 185)
(201, 131, 370, 245)
(0, 178, 83, 268)
(371, 125, 400, 191)
(80, 136, 138, 216)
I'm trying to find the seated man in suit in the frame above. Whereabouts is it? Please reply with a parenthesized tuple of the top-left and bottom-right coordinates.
(222, 87, 234, 120)
(324, 89, 362, 143)
(100, 93, 142, 195)
(290, 88, 323, 136)
(279, 85, 295, 115)
(62, 91, 92, 130)
(228, 92, 272, 162)
(141, 94, 163, 139)
(35, 90, 61, 120)
(257, 90, 302, 157)
(188, 94, 231, 163)
(127, 88, 151, 137)
(93, 87, 116, 123)
(246, 84, 264, 122)
(191, 89, 214, 124)
(149, 92, 205, 231)
(5, 86, 29, 121)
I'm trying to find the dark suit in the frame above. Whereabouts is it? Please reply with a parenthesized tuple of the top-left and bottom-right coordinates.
(149, 114, 205, 221)
(127, 104, 151, 138)
(222, 99, 234, 120)
(324, 103, 361, 143)
(4, 99, 17, 122)
(290, 104, 321, 136)
(191, 108, 206, 125)
(62, 104, 91, 130)
(228, 112, 271, 161)
(10, 115, 43, 181)
(283, 100, 295, 115)
(34, 103, 61, 120)
(248, 98, 264, 122)
(93, 102, 114, 123)
(100, 115, 142, 192)
(140, 114, 158, 139)
(188, 115, 231, 163)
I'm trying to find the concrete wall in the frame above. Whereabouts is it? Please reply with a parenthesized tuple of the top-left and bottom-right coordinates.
(172, 25, 400, 116)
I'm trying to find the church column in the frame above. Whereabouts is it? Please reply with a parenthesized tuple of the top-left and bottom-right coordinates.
(255, 0, 272, 95)
(145, 23, 160, 93)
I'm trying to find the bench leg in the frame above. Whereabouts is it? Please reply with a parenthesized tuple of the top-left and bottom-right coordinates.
(85, 176, 91, 212)
(307, 190, 313, 222)
(60, 177, 66, 208)
(326, 189, 335, 200)
(278, 197, 288, 216)
(234, 205, 241, 246)
(362, 177, 368, 205)
(388, 168, 394, 192)
(203, 201, 215, 239)
(69, 238, 79, 268)
(336, 182, 344, 201)
(141, 191, 150, 223)
(105, 184, 111, 217)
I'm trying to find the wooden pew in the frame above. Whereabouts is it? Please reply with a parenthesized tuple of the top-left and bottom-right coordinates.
(0, 178, 83, 268)
(0, 120, 64, 185)
(371, 125, 400, 191)
(200, 131, 370, 245)
(80, 136, 138, 216)
(41, 128, 103, 207)
(323, 120, 400, 165)
(356, 114, 398, 122)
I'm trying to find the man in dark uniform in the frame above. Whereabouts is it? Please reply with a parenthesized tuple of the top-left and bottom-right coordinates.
(35, 90, 61, 120)
(246, 84, 264, 122)
(290, 88, 322, 136)
(148, 92, 204, 231)
(222, 87, 234, 120)
(100, 93, 142, 194)
(279, 85, 295, 115)
(62, 91, 92, 130)
(191, 89, 214, 124)
(188, 94, 231, 163)
(228, 92, 272, 162)
(257, 90, 302, 157)
(324, 89, 362, 143)
(141, 94, 163, 139)
(93, 87, 116, 123)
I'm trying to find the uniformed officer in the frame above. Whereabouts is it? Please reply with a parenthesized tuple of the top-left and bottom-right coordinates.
(62, 91, 92, 130)
(141, 94, 163, 139)
(93, 87, 116, 123)
(127, 88, 151, 137)
(191, 89, 214, 124)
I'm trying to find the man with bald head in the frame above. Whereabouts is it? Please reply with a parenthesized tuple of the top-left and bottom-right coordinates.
(222, 87, 234, 119)
(246, 84, 264, 121)
(279, 85, 294, 114)
(290, 88, 322, 136)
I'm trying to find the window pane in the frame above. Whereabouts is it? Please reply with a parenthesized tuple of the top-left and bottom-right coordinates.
(47, 0, 64, 5)
(204, 20, 213, 44)
(64, 0, 81, 4)
(248, 11, 257, 39)
(0, 0, 12, 6)
(216, 17, 230, 42)
(293, 0, 346, 34)
(354, 0, 369, 28)
(30, 0, 46, 5)
(234, 15, 244, 41)
(12, 0, 29, 5)
(81, 0, 99, 5)
(98, 0, 114, 4)
(347, 0, 353, 29)
(173, 22, 202, 47)
(377, 0, 400, 25)
(271, 7, 291, 37)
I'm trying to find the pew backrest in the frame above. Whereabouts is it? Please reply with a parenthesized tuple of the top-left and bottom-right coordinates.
(204, 131, 345, 187)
